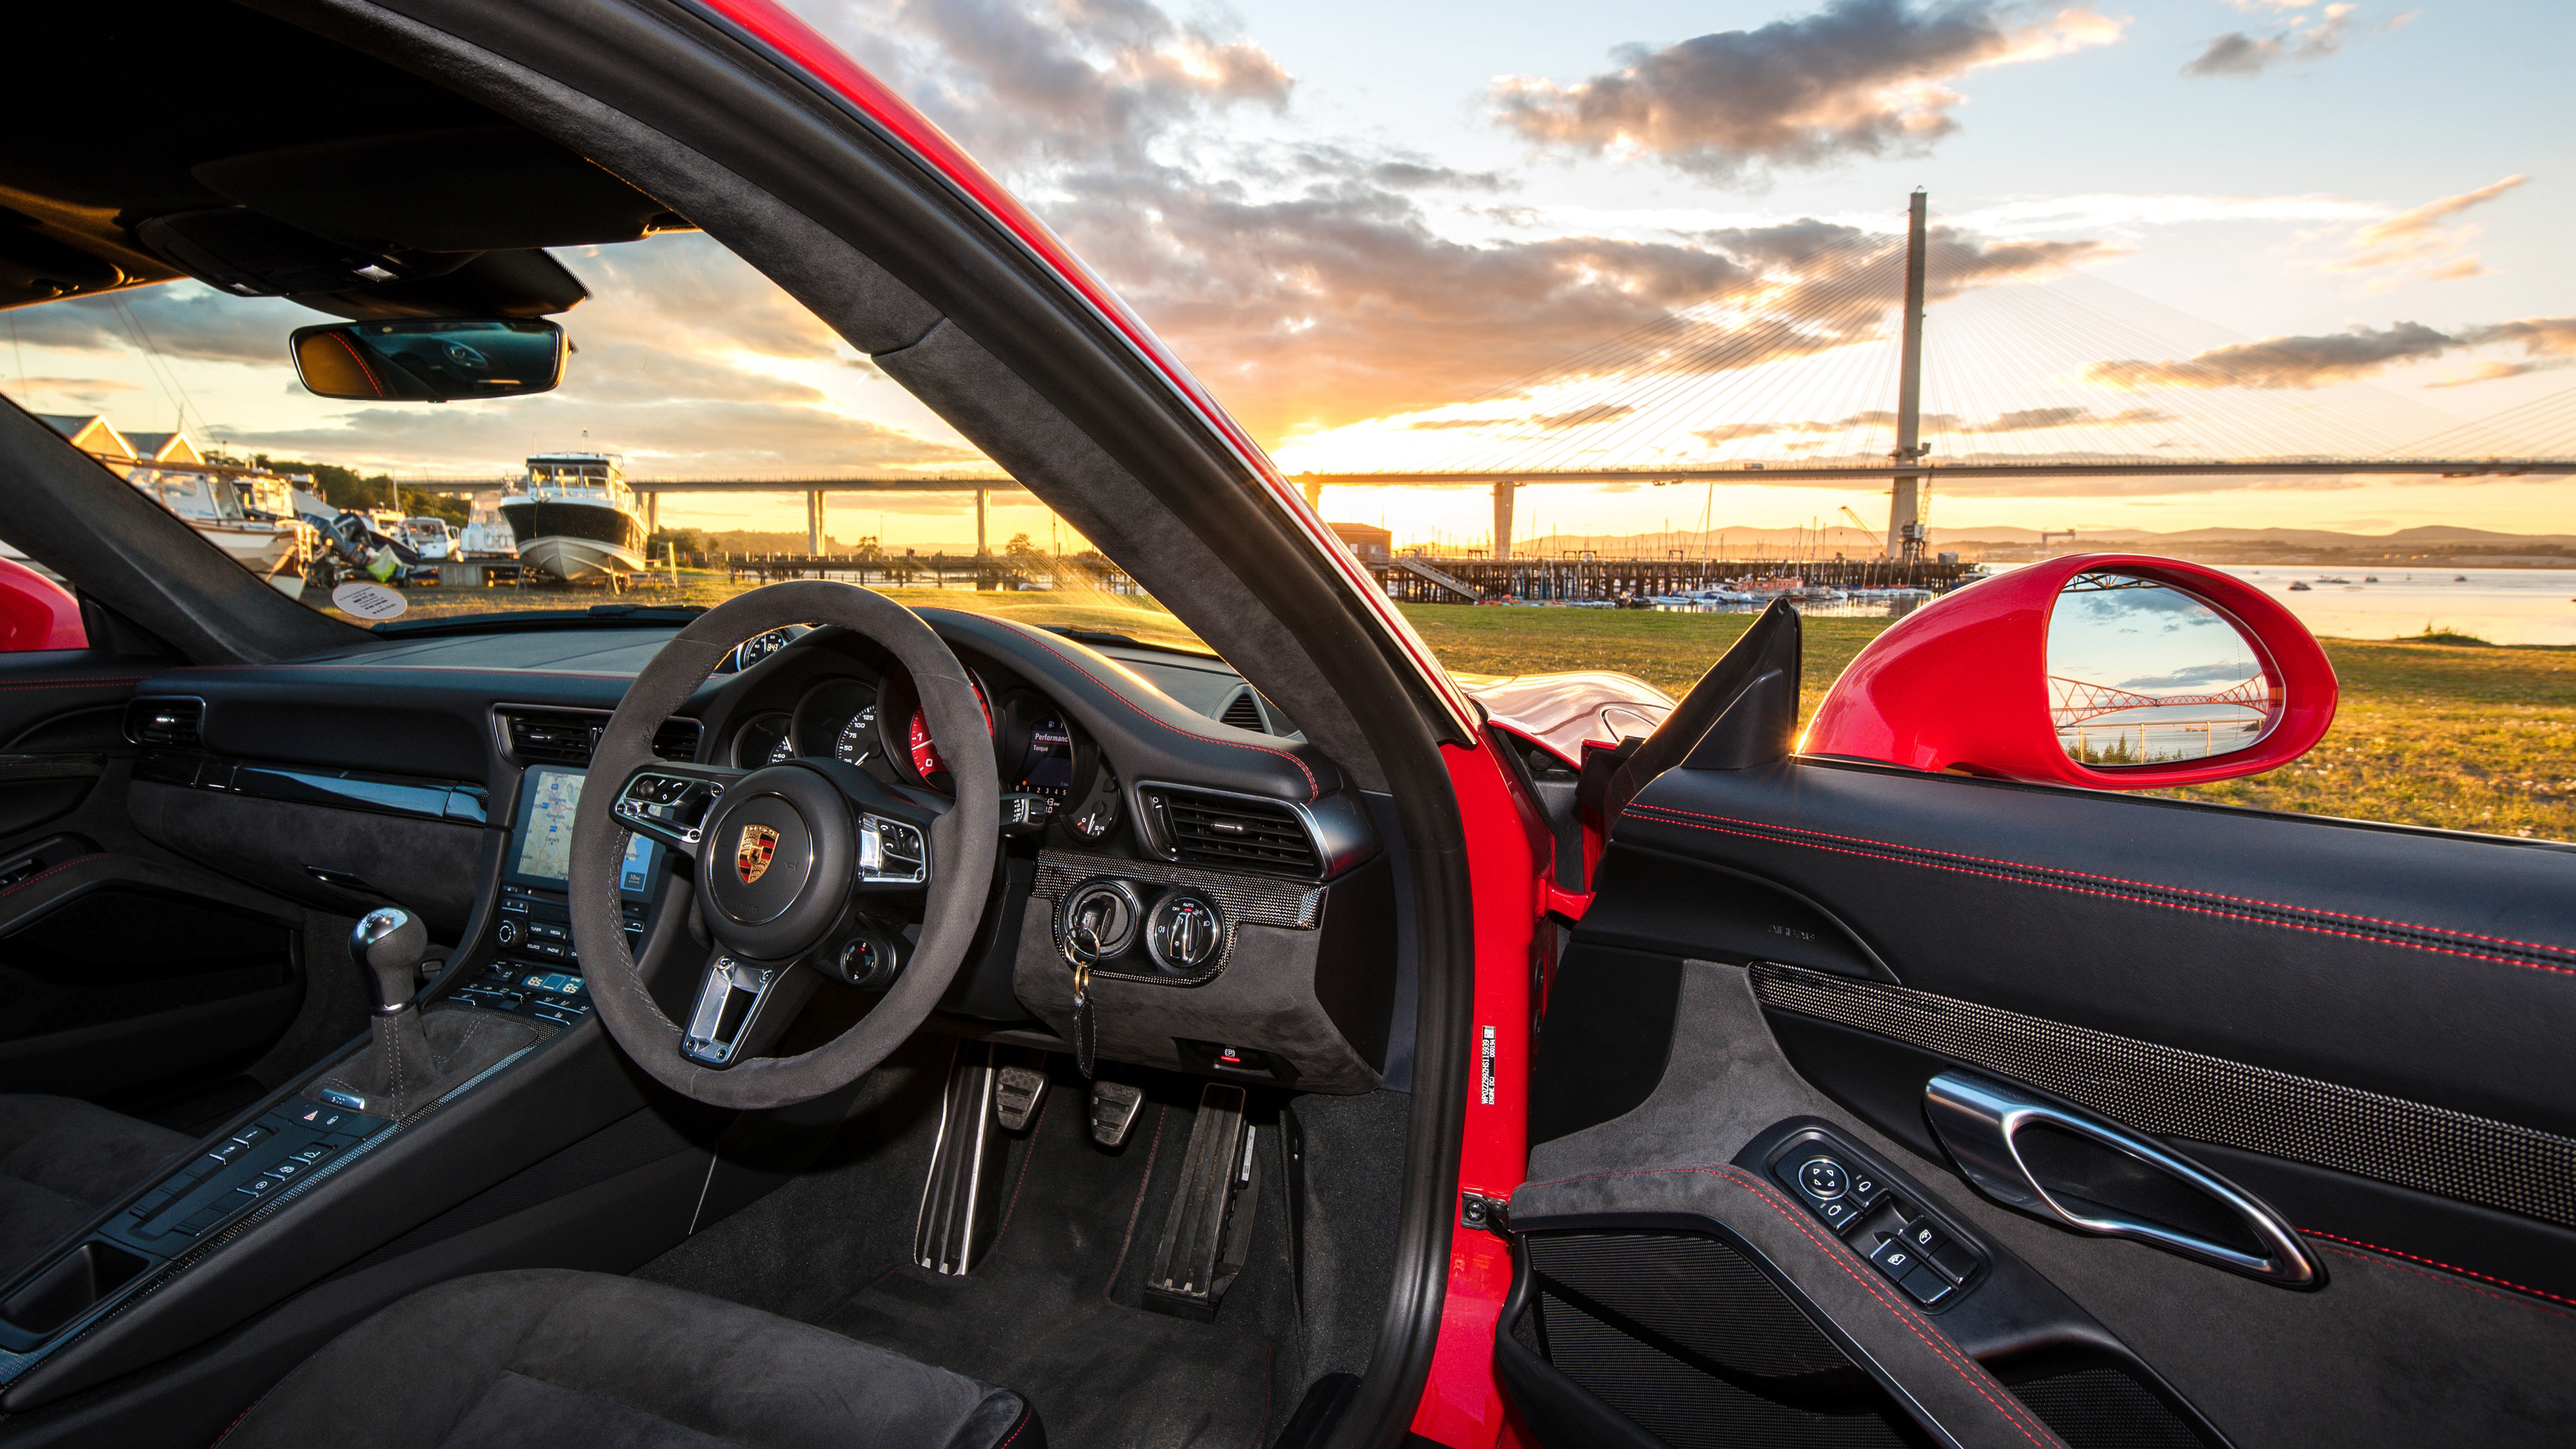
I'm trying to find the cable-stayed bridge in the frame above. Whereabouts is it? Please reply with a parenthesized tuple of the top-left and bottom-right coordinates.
(1286, 191, 2576, 562)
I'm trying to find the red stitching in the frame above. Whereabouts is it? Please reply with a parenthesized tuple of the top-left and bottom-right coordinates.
(0, 854, 110, 902)
(209, 1390, 272, 1446)
(1628, 799, 2576, 959)
(994, 1403, 1032, 1448)
(2299, 1228, 2576, 1310)
(1013, 629, 1320, 800)
(1625, 804, 2576, 978)
(0, 677, 144, 690)
(1524, 1163, 2061, 1449)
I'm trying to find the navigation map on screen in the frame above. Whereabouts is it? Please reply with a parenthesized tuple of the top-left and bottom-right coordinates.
(515, 768, 583, 883)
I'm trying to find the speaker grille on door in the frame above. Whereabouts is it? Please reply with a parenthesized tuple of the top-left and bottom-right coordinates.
(2008, 1366, 2206, 1449)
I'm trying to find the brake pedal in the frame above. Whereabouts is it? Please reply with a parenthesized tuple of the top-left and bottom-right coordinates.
(995, 1066, 1047, 1131)
(1089, 1080, 1144, 1147)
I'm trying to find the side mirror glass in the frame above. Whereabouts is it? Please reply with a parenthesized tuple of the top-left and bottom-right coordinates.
(2046, 572, 2279, 766)
(290, 319, 565, 402)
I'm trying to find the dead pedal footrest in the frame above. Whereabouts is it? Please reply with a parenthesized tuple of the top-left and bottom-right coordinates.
(1144, 1083, 1259, 1322)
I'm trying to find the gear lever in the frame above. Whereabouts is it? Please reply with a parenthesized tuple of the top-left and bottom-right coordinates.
(352, 907, 429, 1014)
(343, 908, 436, 1118)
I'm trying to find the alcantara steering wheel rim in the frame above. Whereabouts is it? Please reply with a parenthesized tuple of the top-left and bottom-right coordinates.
(568, 580, 1000, 1109)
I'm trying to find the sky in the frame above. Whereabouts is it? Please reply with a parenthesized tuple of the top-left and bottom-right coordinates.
(4, 0, 2573, 551)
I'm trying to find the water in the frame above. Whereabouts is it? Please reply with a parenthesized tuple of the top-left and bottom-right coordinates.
(1648, 566, 2576, 644)
(2219, 567, 2576, 646)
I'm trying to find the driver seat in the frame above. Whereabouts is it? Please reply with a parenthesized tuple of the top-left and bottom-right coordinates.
(215, 1269, 1042, 1448)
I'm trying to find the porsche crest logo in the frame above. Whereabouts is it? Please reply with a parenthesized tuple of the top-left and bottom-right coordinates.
(735, 824, 780, 885)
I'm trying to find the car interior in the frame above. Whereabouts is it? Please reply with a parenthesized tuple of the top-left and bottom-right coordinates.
(0, 4, 1456, 1446)
(6, 4, 2576, 1449)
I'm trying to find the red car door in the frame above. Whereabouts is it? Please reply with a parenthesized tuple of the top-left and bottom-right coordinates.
(1503, 573, 2576, 1449)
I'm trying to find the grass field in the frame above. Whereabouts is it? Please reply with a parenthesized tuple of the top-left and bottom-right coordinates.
(366, 575, 2576, 841)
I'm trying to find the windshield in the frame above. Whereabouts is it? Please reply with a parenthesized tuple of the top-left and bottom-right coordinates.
(0, 231, 1208, 654)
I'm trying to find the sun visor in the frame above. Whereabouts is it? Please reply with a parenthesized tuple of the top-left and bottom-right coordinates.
(191, 126, 685, 254)
(132, 208, 588, 320)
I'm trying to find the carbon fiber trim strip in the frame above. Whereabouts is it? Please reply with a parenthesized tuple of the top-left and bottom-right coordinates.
(1748, 961, 2576, 1231)
(1032, 848, 1322, 984)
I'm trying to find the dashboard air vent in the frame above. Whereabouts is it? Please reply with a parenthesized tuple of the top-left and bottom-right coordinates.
(504, 711, 598, 765)
(502, 710, 704, 766)
(1144, 787, 1320, 876)
(127, 697, 203, 749)
(1218, 688, 1266, 733)
(651, 717, 704, 763)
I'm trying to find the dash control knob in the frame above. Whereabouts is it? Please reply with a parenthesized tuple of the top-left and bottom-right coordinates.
(495, 918, 521, 949)
(1146, 895, 1223, 971)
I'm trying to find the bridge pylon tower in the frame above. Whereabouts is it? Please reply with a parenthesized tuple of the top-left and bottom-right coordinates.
(1888, 188, 1930, 562)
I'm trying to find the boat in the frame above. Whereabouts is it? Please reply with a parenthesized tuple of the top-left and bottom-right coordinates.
(397, 517, 455, 561)
(2455, 575, 2469, 582)
(458, 490, 519, 557)
(30, 416, 305, 576)
(2288, 581, 2312, 591)
(500, 453, 648, 581)
(2363, 576, 2379, 583)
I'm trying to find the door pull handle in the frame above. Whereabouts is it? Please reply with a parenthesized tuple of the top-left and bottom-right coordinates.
(1925, 1070, 2322, 1289)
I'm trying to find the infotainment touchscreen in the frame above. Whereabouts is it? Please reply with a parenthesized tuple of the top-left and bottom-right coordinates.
(508, 765, 657, 896)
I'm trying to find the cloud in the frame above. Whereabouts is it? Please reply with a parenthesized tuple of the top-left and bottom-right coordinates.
(2120, 661, 2260, 690)
(6, 284, 304, 364)
(2325, 174, 2526, 290)
(1, 376, 144, 409)
(2184, 2, 2392, 78)
(2422, 360, 2573, 389)
(1489, 0, 2121, 182)
(2085, 315, 2576, 390)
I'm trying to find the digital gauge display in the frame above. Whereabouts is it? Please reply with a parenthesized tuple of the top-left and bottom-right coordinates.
(1017, 718, 1075, 808)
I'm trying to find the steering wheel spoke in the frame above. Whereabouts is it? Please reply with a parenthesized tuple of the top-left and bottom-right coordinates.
(676, 947, 816, 1067)
(610, 761, 745, 857)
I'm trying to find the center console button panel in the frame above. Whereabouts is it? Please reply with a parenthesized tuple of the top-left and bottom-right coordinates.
(103, 1100, 390, 1255)
(464, 884, 637, 1025)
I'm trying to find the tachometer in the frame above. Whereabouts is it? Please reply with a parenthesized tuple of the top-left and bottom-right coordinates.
(835, 706, 877, 765)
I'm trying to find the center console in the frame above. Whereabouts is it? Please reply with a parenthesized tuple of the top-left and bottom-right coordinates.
(451, 764, 662, 1024)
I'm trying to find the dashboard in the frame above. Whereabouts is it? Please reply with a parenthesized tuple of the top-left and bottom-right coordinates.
(114, 605, 1397, 1094)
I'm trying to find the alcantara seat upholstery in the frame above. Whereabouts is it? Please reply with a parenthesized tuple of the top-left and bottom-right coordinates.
(217, 1269, 1043, 1449)
(0, 1095, 190, 1272)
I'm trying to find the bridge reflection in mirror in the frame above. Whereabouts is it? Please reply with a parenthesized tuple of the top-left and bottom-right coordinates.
(2047, 572, 2279, 766)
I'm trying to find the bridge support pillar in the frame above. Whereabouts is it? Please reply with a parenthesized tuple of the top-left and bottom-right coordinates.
(806, 490, 824, 556)
(1301, 479, 1323, 513)
(643, 492, 658, 533)
(1492, 480, 1515, 561)
(976, 488, 988, 555)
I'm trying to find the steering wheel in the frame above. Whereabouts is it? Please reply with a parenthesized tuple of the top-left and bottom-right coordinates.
(569, 581, 1000, 1108)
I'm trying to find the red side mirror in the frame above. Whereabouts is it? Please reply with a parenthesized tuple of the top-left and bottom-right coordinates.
(0, 558, 85, 652)
(1803, 554, 2335, 789)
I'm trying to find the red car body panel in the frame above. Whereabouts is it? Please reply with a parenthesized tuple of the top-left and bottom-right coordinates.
(692, 3, 1544, 1438)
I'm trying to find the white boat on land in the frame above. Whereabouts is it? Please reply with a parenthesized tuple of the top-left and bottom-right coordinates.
(502, 453, 647, 581)
(458, 490, 519, 558)
(397, 517, 455, 560)
(35, 415, 305, 575)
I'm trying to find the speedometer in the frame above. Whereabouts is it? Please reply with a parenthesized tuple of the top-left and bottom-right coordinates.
(835, 706, 877, 765)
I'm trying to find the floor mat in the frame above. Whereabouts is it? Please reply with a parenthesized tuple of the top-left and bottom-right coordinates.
(639, 1048, 1287, 1449)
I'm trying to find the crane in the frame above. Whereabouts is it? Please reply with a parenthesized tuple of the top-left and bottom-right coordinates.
(1837, 506, 1890, 559)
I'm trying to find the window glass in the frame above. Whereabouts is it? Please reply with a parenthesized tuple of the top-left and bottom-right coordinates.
(0, 233, 1200, 655)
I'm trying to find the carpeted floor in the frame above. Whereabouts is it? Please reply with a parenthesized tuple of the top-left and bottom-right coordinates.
(638, 1044, 1295, 1449)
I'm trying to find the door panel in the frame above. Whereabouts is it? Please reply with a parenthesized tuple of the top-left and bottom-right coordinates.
(1515, 757, 2576, 1449)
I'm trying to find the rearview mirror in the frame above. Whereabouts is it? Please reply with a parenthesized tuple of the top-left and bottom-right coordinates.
(1803, 555, 2337, 789)
(290, 319, 565, 402)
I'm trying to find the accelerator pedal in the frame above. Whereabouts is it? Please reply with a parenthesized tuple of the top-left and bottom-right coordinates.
(1144, 1083, 1260, 1322)
(914, 1042, 1011, 1275)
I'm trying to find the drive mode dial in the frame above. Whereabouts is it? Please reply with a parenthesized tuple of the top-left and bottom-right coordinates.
(1146, 895, 1223, 972)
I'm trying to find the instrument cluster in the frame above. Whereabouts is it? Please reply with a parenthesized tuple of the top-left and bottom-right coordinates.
(725, 659, 1118, 845)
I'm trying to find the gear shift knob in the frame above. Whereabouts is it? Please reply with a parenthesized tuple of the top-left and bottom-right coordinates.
(351, 907, 429, 1014)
